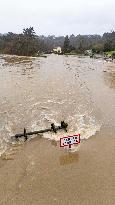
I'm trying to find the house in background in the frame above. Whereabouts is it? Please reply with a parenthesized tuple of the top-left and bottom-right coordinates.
(84, 49, 93, 56)
(52, 47, 62, 54)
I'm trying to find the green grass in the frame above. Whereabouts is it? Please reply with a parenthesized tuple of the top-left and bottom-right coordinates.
(105, 51, 115, 56)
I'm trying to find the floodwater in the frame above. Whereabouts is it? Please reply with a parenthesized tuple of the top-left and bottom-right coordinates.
(0, 54, 102, 153)
(0, 54, 115, 205)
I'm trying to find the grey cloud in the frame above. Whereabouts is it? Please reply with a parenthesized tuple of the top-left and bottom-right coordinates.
(0, 0, 115, 35)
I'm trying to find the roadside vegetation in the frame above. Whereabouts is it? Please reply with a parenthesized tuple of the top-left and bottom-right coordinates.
(105, 51, 115, 58)
(0, 27, 115, 57)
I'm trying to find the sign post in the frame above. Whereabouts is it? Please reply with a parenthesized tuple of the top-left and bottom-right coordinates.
(60, 134, 80, 148)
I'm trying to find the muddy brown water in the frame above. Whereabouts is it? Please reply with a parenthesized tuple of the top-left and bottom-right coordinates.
(0, 54, 115, 205)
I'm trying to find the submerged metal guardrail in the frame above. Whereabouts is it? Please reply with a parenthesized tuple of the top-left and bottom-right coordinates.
(11, 121, 68, 141)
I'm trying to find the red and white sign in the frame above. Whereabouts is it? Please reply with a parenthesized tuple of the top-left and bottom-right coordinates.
(60, 134, 80, 148)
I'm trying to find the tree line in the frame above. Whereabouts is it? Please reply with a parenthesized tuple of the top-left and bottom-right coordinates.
(0, 27, 115, 56)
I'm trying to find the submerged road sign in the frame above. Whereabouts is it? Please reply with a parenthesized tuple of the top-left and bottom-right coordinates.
(60, 134, 80, 148)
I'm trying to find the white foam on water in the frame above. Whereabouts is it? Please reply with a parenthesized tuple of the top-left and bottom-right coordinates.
(0, 120, 16, 156)
(30, 112, 101, 153)
(75, 114, 101, 140)
(0, 109, 101, 156)
(0, 138, 8, 156)
(45, 99, 66, 105)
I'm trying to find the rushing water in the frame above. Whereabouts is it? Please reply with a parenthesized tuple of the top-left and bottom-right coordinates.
(0, 54, 115, 155)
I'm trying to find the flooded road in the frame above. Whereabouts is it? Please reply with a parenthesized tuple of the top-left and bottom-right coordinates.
(0, 54, 102, 153)
(0, 54, 115, 205)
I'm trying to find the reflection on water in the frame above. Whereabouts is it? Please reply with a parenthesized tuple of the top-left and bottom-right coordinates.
(59, 152, 79, 166)
(51, 140, 57, 147)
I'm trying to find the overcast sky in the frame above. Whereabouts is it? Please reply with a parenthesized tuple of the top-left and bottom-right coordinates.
(0, 0, 115, 36)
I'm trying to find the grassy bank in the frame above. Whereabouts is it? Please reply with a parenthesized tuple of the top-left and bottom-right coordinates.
(105, 51, 115, 57)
